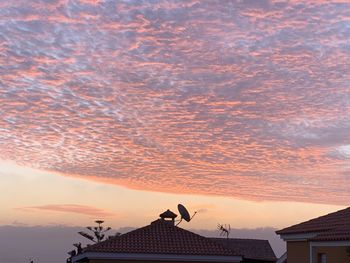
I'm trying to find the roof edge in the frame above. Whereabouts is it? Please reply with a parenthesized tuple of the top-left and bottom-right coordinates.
(72, 252, 243, 263)
(278, 232, 319, 242)
(210, 237, 271, 242)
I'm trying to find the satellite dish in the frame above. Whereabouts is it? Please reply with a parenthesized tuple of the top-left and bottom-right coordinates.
(176, 204, 197, 226)
(178, 204, 191, 222)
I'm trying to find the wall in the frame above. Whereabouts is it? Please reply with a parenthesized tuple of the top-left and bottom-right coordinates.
(286, 241, 309, 263)
(314, 246, 349, 263)
(286, 241, 350, 263)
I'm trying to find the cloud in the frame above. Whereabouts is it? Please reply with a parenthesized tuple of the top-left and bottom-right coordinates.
(0, 0, 350, 204)
(18, 204, 115, 217)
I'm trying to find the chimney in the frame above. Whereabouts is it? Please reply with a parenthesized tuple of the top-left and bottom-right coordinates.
(159, 209, 178, 225)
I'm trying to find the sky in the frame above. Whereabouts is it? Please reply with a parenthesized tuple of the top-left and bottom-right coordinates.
(0, 0, 349, 262)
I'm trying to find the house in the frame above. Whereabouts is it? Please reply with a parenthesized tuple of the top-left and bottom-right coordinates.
(72, 210, 276, 263)
(276, 207, 350, 263)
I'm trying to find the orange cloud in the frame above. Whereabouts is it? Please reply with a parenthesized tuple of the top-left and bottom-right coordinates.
(0, 0, 350, 205)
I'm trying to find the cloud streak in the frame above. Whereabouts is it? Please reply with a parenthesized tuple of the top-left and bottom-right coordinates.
(0, 0, 350, 204)
(18, 204, 115, 217)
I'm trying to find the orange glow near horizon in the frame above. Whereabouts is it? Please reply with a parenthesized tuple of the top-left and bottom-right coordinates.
(0, 161, 345, 230)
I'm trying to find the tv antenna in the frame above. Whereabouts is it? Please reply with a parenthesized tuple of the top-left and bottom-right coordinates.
(176, 204, 197, 226)
(78, 220, 111, 243)
(218, 223, 231, 239)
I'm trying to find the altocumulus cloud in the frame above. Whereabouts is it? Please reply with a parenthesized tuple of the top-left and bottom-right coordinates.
(0, 0, 350, 204)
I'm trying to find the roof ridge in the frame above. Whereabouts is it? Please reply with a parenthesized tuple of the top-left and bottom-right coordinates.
(302, 207, 350, 222)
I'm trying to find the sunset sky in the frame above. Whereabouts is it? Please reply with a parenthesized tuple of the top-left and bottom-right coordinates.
(0, 0, 349, 262)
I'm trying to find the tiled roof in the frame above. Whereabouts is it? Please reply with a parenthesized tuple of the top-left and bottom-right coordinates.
(276, 207, 350, 241)
(309, 226, 350, 241)
(210, 238, 277, 261)
(85, 219, 240, 256)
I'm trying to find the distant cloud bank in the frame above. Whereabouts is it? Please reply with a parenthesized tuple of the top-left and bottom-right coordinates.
(0, 225, 285, 263)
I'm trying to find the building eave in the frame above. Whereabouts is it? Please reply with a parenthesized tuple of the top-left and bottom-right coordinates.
(310, 240, 350, 246)
(278, 232, 319, 241)
(72, 252, 243, 262)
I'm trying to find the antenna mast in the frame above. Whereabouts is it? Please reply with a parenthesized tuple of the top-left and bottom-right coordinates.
(217, 223, 231, 239)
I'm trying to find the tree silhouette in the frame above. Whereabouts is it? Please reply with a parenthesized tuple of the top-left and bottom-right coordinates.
(78, 220, 111, 243)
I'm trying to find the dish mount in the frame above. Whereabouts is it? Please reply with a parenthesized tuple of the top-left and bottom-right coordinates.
(176, 204, 197, 226)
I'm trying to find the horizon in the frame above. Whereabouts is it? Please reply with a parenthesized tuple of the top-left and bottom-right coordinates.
(1, 1, 349, 263)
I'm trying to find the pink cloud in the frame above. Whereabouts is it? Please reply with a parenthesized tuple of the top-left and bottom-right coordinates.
(18, 204, 115, 217)
(0, 0, 349, 205)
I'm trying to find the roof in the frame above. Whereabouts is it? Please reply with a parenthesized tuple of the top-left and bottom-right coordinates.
(85, 219, 240, 256)
(210, 238, 276, 262)
(276, 207, 350, 241)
